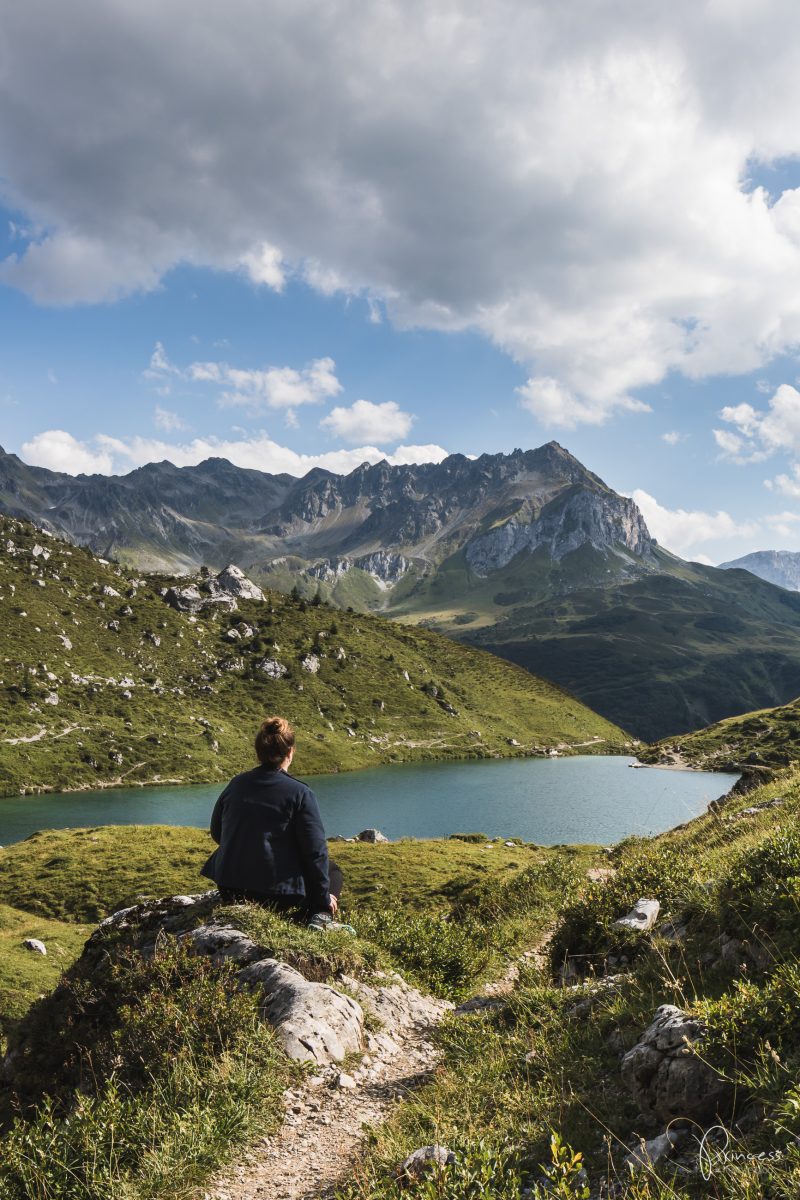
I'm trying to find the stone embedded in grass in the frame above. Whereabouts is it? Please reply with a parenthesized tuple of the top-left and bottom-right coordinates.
(624, 1130, 686, 1172)
(23, 938, 47, 955)
(397, 1145, 457, 1181)
(621, 1004, 733, 1125)
(614, 898, 660, 932)
(179, 924, 262, 966)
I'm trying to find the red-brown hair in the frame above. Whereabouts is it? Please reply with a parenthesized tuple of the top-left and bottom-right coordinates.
(255, 715, 296, 767)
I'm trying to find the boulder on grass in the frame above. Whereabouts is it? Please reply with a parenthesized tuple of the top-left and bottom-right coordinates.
(621, 1004, 733, 1126)
(357, 828, 389, 843)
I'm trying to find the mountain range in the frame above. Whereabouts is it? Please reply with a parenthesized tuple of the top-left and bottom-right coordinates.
(720, 549, 800, 592)
(5, 440, 800, 740)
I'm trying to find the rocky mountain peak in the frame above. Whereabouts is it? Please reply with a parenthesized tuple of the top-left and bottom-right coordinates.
(0, 441, 657, 583)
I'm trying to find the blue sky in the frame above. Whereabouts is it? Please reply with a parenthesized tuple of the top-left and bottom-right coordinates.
(4, 1, 800, 566)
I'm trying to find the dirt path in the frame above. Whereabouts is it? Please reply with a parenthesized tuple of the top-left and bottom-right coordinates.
(202, 942, 551, 1200)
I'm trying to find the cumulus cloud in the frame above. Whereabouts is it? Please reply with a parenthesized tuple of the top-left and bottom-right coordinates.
(7, 4, 800, 422)
(517, 377, 650, 428)
(661, 431, 685, 446)
(321, 399, 414, 444)
(631, 488, 760, 557)
(715, 384, 800, 467)
(146, 344, 342, 410)
(767, 466, 800, 499)
(18, 428, 449, 478)
(21, 429, 115, 475)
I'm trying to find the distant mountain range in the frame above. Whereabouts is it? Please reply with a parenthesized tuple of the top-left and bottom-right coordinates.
(5, 440, 800, 741)
(720, 549, 800, 592)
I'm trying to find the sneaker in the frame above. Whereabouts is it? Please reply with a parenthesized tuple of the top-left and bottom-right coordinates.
(307, 912, 357, 935)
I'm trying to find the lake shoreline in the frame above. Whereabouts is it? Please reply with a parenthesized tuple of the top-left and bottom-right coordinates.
(0, 755, 741, 849)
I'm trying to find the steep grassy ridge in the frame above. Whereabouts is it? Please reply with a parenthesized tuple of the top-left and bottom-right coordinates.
(640, 695, 800, 772)
(0, 514, 627, 796)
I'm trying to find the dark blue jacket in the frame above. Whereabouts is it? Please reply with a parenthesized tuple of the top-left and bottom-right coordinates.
(200, 766, 330, 910)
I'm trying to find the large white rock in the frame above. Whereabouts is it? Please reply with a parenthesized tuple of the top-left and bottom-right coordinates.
(357, 828, 389, 843)
(216, 565, 265, 601)
(237, 958, 364, 1064)
(614, 898, 660, 933)
(257, 657, 288, 679)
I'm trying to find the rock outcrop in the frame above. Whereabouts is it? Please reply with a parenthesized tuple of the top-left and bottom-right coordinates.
(4, 893, 448, 1088)
(238, 958, 364, 1064)
(216, 564, 265, 601)
(465, 485, 656, 575)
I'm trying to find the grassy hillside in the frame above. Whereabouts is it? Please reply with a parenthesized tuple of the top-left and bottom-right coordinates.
(639, 694, 800, 772)
(263, 542, 800, 744)
(340, 766, 800, 1199)
(0, 514, 627, 797)
(0, 904, 91, 1036)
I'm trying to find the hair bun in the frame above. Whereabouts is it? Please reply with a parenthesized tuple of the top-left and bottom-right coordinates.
(255, 715, 296, 766)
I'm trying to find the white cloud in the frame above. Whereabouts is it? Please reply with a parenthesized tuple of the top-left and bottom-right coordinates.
(517, 376, 650, 428)
(21, 429, 115, 475)
(716, 384, 800, 468)
(17, 428, 450, 478)
(661, 431, 684, 446)
(154, 406, 188, 432)
(238, 242, 285, 291)
(146, 344, 342, 410)
(7, 5, 800, 421)
(767, 466, 800, 499)
(631, 488, 760, 557)
(321, 399, 414, 444)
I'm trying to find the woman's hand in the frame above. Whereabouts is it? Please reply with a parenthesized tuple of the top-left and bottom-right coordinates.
(329, 894, 339, 916)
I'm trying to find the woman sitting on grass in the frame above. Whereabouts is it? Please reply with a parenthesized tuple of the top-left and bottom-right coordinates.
(201, 715, 345, 931)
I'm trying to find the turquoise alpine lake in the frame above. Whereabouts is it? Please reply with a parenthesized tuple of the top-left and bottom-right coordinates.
(0, 756, 737, 846)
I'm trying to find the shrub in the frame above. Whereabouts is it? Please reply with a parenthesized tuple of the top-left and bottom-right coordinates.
(549, 843, 692, 972)
(354, 905, 488, 1000)
(0, 944, 291, 1200)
